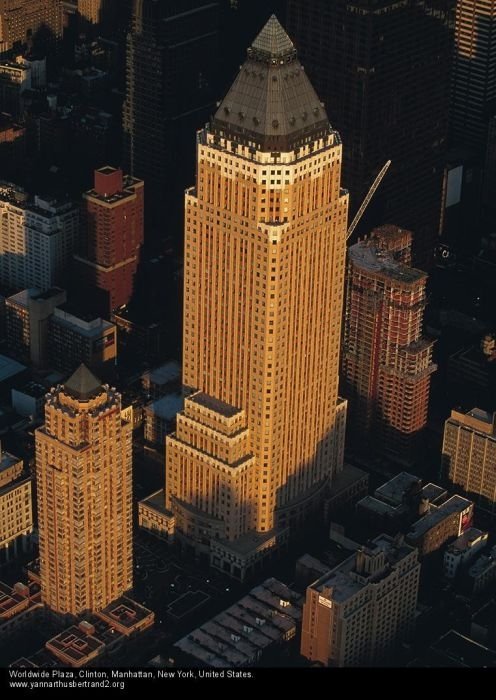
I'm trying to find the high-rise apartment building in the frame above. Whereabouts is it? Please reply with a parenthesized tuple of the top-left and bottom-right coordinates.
(36, 365, 133, 615)
(0, 0, 63, 53)
(123, 0, 221, 232)
(451, 0, 496, 153)
(139, 17, 349, 579)
(73, 167, 144, 317)
(342, 226, 436, 465)
(0, 449, 32, 565)
(442, 407, 496, 515)
(0, 184, 79, 292)
(301, 534, 420, 667)
(287, 0, 453, 266)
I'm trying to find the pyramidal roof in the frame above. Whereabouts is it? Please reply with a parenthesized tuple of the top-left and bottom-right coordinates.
(64, 364, 103, 400)
(212, 15, 330, 152)
(251, 14, 296, 59)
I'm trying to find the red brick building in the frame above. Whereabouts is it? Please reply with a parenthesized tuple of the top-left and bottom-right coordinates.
(74, 166, 144, 316)
(342, 226, 436, 465)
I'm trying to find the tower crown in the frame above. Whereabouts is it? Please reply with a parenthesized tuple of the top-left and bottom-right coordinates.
(63, 363, 103, 401)
(212, 15, 331, 152)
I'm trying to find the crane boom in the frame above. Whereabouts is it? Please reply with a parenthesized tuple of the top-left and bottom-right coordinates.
(346, 160, 391, 240)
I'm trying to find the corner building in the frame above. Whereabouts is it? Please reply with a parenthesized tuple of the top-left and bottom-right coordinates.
(144, 17, 349, 578)
(36, 365, 133, 615)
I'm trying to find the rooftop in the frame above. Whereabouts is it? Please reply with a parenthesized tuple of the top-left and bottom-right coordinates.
(312, 534, 416, 603)
(0, 449, 21, 477)
(349, 239, 426, 284)
(142, 361, 181, 387)
(52, 306, 114, 338)
(468, 546, 496, 578)
(63, 364, 103, 401)
(357, 495, 399, 518)
(212, 15, 331, 151)
(375, 471, 421, 506)
(188, 392, 242, 419)
(0, 354, 26, 383)
(96, 597, 154, 634)
(14, 381, 47, 399)
(46, 625, 104, 665)
(146, 393, 183, 421)
(174, 578, 301, 667)
(446, 528, 487, 554)
(408, 495, 472, 540)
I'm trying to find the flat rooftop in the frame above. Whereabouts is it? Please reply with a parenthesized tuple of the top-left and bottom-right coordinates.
(46, 625, 104, 664)
(143, 361, 181, 386)
(312, 534, 416, 604)
(97, 597, 154, 632)
(327, 463, 368, 496)
(52, 307, 114, 338)
(357, 495, 399, 517)
(408, 495, 472, 540)
(0, 449, 21, 475)
(375, 471, 421, 506)
(447, 528, 487, 554)
(14, 381, 46, 399)
(0, 354, 26, 383)
(146, 393, 183, 421)
(469, 546, 496, 578)
(349, 240, 426, 284)
(188, 392, 242, 419)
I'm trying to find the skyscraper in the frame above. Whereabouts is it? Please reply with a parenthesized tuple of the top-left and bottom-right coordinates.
(139, 16, 349, 579)
(342, 226, 436, 466)
(287, 0, 453, 266)
(36, 365, 133, 615)
(122, 0, 221, 235)
(451, 0, 496, 153)
(73, 166, 144, 317)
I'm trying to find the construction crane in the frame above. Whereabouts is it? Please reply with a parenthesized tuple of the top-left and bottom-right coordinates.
(346, 160, 391, 240)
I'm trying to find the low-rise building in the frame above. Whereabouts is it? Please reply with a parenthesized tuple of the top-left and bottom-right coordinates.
(406, 495, 474, 558)
(174, 578, 302, 667)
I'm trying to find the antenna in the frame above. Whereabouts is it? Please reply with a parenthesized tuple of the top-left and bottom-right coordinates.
(347, 160, 392, 240)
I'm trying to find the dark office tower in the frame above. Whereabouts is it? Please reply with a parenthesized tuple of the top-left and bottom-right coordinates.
(451, 0, 496, 154)
(287, 0, 453, 267)
(122, 0, 221, 240)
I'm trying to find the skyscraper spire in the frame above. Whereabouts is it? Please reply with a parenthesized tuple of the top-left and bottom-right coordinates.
(250, 14, 296, 60)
